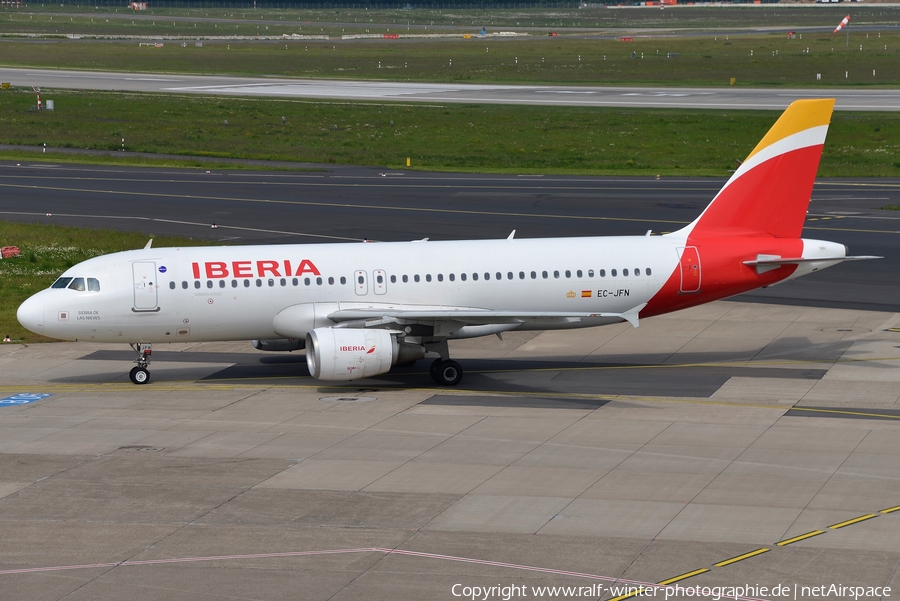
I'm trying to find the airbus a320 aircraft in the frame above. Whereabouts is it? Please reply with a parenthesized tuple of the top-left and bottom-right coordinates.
(17, 99, 875, 386)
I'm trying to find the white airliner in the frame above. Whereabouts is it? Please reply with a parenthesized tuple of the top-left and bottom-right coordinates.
(17, 99, 875, 386)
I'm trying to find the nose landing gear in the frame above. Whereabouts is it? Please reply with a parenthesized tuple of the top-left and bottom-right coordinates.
(129, 343, 152, 384)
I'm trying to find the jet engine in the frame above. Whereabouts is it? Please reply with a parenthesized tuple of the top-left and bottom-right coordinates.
(252, 338, 304, 352)
(305, 328, 425, 381)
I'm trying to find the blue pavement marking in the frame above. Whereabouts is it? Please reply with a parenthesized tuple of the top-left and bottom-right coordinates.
(0, 393, 52, 406)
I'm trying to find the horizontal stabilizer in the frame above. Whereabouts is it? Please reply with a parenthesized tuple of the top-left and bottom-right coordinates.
(744, 254, 880, 274)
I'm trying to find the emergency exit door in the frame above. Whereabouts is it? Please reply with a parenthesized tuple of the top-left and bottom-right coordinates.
(678, 247, 701, 293)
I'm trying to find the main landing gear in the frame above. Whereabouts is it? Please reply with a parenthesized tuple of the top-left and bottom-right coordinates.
(129, 342, 152, 385)
(429, 358, 463, 386)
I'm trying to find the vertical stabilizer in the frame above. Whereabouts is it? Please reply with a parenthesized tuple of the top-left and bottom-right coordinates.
(677, 99, 835, 240)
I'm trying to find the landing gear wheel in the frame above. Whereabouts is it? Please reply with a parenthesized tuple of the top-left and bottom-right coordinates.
(431, 359, 463, 386)
(130, 366, 150, 385)
(429, 358, 444, 381)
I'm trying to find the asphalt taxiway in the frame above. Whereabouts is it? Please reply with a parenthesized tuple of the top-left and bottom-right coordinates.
(2, 67, 900, 111)
(2, 161, 899, 312)
(1, 301, 900, 600)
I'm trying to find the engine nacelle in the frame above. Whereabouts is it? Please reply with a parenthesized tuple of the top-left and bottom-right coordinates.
(305, 328, 425, 381)
(252, 338, 304, 352)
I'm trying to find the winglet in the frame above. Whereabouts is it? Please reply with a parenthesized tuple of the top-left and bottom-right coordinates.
(507, 230, 516, 240)
(143, 239, 153, 250)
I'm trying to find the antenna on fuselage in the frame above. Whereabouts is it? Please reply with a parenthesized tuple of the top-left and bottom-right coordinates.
(144, 239, 153, 250)
(507, 230, 516, 240)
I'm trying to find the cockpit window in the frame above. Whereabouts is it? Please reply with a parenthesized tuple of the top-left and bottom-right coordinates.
(88, 278, 100, 292)
(68, 277, 86, 291)
(51, 277, 73, 289)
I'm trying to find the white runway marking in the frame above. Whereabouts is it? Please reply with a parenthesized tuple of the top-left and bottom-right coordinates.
(0, 546, 769, 601)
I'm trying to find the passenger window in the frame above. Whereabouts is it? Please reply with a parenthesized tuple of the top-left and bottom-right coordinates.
(68, 278, 86, 291)
(279, 278, 285, 286)
(611, 269, 618, 277)
(438, 274, 444, 282)
(182, 281, 188, 289)
(461, 273, 467, 281)
(340, 276, 347, 285)
(576, 270, 582, 278)
(88, 278, 100, 292)
(244, 280, 250, 287)
(358, 275, 364, 284)
(508, 272, 514, 280)
(624, 269, 629, 277)
(390, 275, 396, 283)
(599, 270, 606, 277)
(484, 273, 490, 281)
(472, 273, 478, 281)
(402, 275, 409, 283)
(169, 281, 176, 290)
(316, 277, 323, 285)
(449, 273, 455, 282)
(520, 272, 525, 280)
(292, 278, 299, 286)
(542, 271, 548, 279)
(304, 277, 311, 286)
(256, 279, 262, 287)
(414, 275, 420, 283)
(206, 281, 213, 289)
(377, 274, 384, 284)
(635, 268, 641, 276)
(588, 270, 594, 278)
(51, 277, 73, 289)
(646, 267, 652, 276)
(497, 272, 503, 280)
(553, 271, 559, 279)
(328, 277, 334, 285)
(195, 281, 201, 289)
(426, 274, 432, 282)
(531, 271, 537, 279)
(268, 279, 275, 287)
(565, 270, 571, 278)
(219, 280, 226, 288)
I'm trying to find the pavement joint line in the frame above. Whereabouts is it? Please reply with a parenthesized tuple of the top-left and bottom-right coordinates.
(880, 505, 900, 514)
(775, 531, 826, 547)
(713, 548, 770, 566)
(828, 514, 879, 529)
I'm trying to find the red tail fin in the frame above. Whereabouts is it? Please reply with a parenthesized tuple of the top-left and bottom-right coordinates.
(681, 99, 835, 240)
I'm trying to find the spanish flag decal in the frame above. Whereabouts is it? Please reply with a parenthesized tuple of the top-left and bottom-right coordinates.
(581, 290, 592, 298)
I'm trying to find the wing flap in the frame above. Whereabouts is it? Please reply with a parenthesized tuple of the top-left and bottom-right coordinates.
(327, 304, 647, 330)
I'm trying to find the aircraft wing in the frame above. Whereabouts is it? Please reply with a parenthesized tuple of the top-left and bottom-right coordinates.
(327, 304, 647, 330)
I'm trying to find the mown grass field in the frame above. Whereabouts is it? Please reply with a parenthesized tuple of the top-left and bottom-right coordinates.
(0, 222, 206, 343)
(1, 32, 899, 87)
(0, 89, 897, 176)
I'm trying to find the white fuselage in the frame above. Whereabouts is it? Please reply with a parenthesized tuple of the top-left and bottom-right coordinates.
(19, 236, 682, 343)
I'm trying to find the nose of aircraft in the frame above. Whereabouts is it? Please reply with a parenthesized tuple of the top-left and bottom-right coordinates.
(17, 296, 44, 335)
